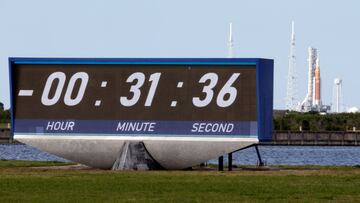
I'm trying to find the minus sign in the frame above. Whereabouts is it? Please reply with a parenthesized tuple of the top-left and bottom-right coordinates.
(18, 90, 34, 96)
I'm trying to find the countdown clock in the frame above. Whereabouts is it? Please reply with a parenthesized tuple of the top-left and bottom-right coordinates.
(10, 58, 273, 169)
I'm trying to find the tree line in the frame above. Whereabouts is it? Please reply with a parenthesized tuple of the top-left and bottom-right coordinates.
(274, 111, 360, 131)
(0, 109, 10, 123)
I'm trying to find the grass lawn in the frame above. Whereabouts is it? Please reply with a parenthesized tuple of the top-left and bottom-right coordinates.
(0, 160, 360, 202)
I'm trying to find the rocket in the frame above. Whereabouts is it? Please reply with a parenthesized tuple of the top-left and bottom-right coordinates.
(301, 48, 323, 111)
(314, 56, 321, 105)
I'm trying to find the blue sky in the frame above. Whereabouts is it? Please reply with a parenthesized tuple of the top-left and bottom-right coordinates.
(1, 0, 359, 110)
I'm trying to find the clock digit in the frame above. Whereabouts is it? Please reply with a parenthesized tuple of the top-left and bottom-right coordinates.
(42, 72, 89, 106)
(41, 72, 66, 106)
(64, 72, 89, 106)
(120, 72, 145, 107)
(192, 73, 218, 107)
(216, 73, 240, 107)
(145, 73, 161, 106)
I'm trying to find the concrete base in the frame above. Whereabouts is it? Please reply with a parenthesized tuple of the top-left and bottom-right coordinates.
(144, 140, 255, 169)
(112, 142, 163, 170)
(15, 135, 257, 170)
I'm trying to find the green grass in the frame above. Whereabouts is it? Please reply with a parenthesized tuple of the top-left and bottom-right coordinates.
(0, 160, 360, 202)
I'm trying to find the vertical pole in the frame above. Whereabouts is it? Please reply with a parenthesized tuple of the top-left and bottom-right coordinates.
(228, 153, 233, 171)
(287, 131, 290, 145)
(273, 131, 276, 144)
(218, 156, 224, 171)
(301, 131, 304, 145)
(355, 133, 358, 146)
(336, 84, 339, 113)
(255, 145, 264, 166)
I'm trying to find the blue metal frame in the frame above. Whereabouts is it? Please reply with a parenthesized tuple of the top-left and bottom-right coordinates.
(9, 57, 273, 141)
(8, 58, 15, 138)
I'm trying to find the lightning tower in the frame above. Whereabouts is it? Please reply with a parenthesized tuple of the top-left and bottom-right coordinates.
(286, 21, 298, 110)
(228, 23, 234, 58)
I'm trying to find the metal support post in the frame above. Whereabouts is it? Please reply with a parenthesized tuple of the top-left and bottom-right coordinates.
(255, 145, 264, 166)
(228, 153, 233, 171)
(218, 156, 224, 171)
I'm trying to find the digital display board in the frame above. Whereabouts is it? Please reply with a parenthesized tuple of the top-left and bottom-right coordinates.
(10, 58, 273, 140)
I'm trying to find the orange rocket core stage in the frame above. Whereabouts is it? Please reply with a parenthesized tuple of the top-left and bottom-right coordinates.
(314, 62, 321, 105)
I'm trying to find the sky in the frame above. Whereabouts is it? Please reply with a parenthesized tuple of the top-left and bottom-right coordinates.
(0, 0, 359, 110)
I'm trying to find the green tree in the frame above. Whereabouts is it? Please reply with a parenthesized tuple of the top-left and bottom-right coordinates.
(0, 110, 10, 123)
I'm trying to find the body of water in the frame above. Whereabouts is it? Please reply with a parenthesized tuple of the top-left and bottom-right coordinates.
(1, 144, 360, 166)
(209, 145, 360, 166)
